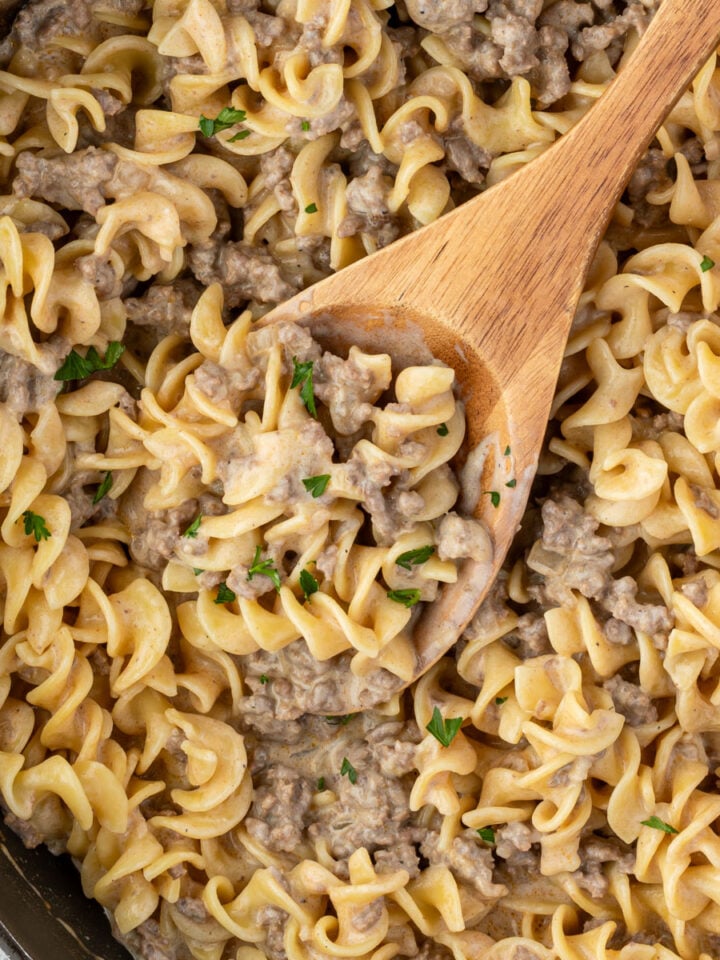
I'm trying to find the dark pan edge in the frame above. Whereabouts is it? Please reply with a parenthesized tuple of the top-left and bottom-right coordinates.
(0, 820, 132, 960)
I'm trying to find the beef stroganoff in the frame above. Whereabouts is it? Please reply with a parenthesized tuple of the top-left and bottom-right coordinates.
(4, 1, 720, 959)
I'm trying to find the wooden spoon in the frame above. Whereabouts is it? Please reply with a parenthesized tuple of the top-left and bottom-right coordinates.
(261, 0, 720, 711)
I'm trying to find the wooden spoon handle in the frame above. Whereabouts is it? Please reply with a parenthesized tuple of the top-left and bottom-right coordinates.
(528, 0, 720, 242)
(445, 0, 720, 360)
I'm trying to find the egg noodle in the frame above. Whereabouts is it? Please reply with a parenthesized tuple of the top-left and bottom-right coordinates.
(3, 1, 720, 959)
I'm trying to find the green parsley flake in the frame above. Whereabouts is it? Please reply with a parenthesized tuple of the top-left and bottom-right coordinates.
(260, 674, 269, 685)
(93, 471, 113, 504)
(228, 129, 251, 141)
(437, 423, 449, 437)
(477, 827, 495, 844)
(641, 816, 678, 835)
(340, 757, 357, 784)
(316, 777, 326, 791)
(325, 714, 356, 725)
(290, 357, 317, 418)
(301, 120, 311, 131)
(183, 514, 202, 538)
(21, 510, 51, 542)
(505, 479, 517, 489)
(302, 474, 330, 497)
(247, 545, 281, 591)
(485, 490, 501, 508)
(395, 545, 435, 570)
(701, 255, 715, 272)
(215, 582, 236, 604)
(55, 342, 125, 381)
(198, 107, 247, 137)
(495, 696, 508, 705)
(305, 202, 318, 214)
(425, 706, 463, 748)
(193, 568, 204, 576)
(299, 568, 319, 601)
(504, 445, 511, 456)
(387, 588, 421, 608)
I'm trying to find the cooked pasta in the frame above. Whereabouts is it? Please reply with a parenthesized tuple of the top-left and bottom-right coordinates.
(5, 1, 720, 960)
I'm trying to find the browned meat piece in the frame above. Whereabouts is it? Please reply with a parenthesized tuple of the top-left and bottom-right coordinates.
(241, 640, 401, 718)
(118, 470, 200, 571)
(600, 577, 673, 641)
(187, 240, 296, 308)
(314, 349, 384, 434)
(437, 512, 491, 563)
(494, 821, 536, 859)
(604, 675, 658, 727)
(491, 11, 540, 74)
(415, 941, 456, 960)
(422, 830, 507, 898)
(310, 750, 423, 860)
(528, 494, 616, 604)
(245, 764, 314, 853)
(257, 901, 288, 960)
(570, 836, 635, 898)
(194, 361, 259, 408)
(338, 165, 399, 245)
(0, 351, 58, 419)
(502, 612, 551, 659)
(680, 578, 709, 609)
(573, 1, 659, 60)
(124, 280, 203, 339)
(14, 147, 118, 216)
(443, 132, 491, 185)
(374, 842, 421, 878)
(75, 253, 122, 299)
(626, 148, 671, 226)
(112, 917, 177, 960)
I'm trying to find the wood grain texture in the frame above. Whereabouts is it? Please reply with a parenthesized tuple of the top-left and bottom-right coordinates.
(262, 0, 720, 702)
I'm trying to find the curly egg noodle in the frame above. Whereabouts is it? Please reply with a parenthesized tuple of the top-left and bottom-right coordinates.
(3, 0, 720, 959)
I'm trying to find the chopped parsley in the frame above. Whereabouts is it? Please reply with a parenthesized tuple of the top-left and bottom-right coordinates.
(93, 471, 113, 504)
(436, 423, 449, 437)
(193, 567, 204, 576)
(183, 514, 202, 538)
(325, 714, 356, 725)
(504, 445, 511, 456)
(395, 545, 435, 570)
(259, 674, 269, 685)
(247, 545, 281, 591)
(495, 696, 508, 705)
(215, 582, 236, 604)
(505, 479, 517, 488)
(229, 129, 251, 141)
(305, 202, 318, 214)
(290, 357, 317, 418)
(316, 777, 326, 791)
(476, 827, 495, 844)
(641, 816, 678, 835)
(21, 510, 51, 542)
(340, 757, 357, 784)
(198, 107, 247, 137)
(485, 490, 501, 508)
(301, 120, 311, 131)
(302, 474, 330, 498)
(701, 255, 715, 272)
(299, 568, 319, 601)
(54, 342, 125, 381)
(387, 588, 421, 608)
(426, 706, 463, 748)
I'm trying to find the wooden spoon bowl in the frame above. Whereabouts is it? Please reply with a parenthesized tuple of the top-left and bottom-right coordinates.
(261, 0, 720, 710)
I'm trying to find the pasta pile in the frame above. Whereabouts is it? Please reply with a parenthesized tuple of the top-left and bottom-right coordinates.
(4, 1, 720, 959)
